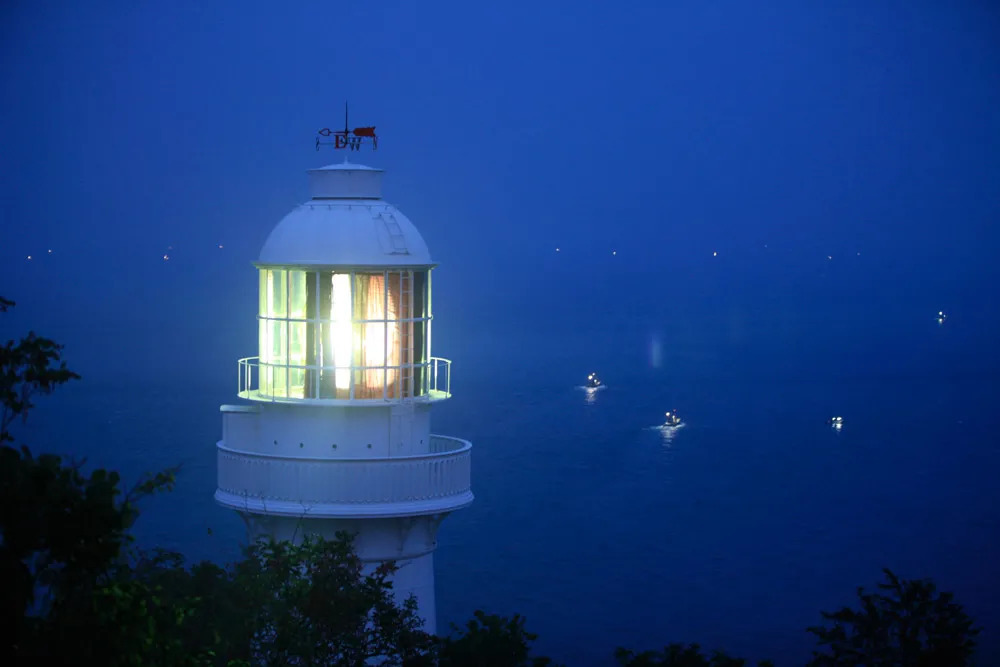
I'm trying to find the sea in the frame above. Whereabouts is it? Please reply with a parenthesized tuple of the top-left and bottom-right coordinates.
(14, 256, 1000, 666)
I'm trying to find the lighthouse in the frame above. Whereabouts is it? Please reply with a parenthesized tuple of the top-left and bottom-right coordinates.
(215, 160, 473, 634)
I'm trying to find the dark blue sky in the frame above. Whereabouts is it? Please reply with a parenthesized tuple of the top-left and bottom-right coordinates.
(2, 1, 998, 380)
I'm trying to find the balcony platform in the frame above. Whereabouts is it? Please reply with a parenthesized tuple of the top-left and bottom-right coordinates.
(216, 435, 472, 519)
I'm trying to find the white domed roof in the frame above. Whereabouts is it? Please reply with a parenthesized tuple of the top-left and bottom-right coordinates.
(258, 163, 433, 267)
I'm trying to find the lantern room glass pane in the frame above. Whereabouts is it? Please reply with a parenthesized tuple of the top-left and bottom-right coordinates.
(270, 320, 287, 365)
(289, 321, 307, 367)
(268, 269, 287, 318)
(258, 319, 268, 363)
(289, 367, 306, 399)
(330, 273, 352, 391)
(260, 363, 272, 395)
(387, 271, 402, 320)
(354, 368, 384, 399)
(414, 270, 427, 319)
(413, 271, 428, 396)
(259, 271, 267, 316)
(271, 365, 287, 398)
(289, 270, 308, 319)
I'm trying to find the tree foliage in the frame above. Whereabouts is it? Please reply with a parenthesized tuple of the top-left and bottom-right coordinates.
(437, 609, 553, 667)
(0, 296, 79, 443)
(143, 534, 437, 666)
(807, 568, 980, 666)
(615, 644, 773, 667)
(0, 445, 177, 658)
(1, 296, 180, 662)
(127, 539, 558, 666)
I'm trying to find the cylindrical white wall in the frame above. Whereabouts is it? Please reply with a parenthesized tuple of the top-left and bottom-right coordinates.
(308, 164, 383, 199)
(222, 403, 433, 459)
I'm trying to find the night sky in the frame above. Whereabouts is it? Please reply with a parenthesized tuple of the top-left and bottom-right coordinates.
(4, 1, 999, 380)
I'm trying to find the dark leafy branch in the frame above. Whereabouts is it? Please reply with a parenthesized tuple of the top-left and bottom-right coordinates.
(1, 297, 80, 442)
(615, 643, 774, 666)
(806, 568, 980, 666)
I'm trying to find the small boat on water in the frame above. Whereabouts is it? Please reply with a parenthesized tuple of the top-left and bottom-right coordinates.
(664, 410, 682, 427)
(828, 416, 844, 429)
(586, 373, 602, 389)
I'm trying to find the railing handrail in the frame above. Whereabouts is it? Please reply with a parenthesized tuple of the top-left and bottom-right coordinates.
(216, 434, 470, 465)
(237, 356, 452, 401)
(237, 355, 450, 367)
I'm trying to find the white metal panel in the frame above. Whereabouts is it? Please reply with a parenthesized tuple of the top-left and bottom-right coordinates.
(258, 164, 433, 267)
(308, 163, 383, 199)
(258, 201, 433, 267)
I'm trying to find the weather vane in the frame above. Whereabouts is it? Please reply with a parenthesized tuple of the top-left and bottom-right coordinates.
(316, 103, 377, 151)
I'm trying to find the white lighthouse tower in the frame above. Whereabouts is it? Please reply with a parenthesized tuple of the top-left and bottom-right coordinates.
(215, 160, 473, 634)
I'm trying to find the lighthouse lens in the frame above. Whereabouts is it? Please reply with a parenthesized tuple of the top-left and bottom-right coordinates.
(257, 267, 432, 401)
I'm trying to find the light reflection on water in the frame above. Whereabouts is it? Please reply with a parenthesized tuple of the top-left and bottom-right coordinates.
(656, 422, 686, 446)
(579, 385, 606, 405)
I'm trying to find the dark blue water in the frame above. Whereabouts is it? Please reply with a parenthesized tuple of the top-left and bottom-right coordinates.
(19, 277, 1000, 665)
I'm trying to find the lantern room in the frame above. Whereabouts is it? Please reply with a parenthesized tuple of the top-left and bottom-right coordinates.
(237, 162, 450, 404)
